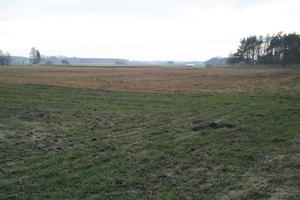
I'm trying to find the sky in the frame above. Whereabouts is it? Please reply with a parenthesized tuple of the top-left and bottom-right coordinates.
(0, 0, 299, 61)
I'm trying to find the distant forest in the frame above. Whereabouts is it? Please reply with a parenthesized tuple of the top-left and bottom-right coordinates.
(228, 32, 300, 66)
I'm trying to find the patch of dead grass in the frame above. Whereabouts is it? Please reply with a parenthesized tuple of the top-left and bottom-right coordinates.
(0, 66, 299, 93)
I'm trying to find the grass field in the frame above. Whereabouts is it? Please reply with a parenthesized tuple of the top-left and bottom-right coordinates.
(0, 66, 300, 199)
(0, 66, 299, 93)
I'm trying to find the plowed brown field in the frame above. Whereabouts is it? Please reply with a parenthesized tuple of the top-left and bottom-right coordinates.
(0, 66, 299, 93)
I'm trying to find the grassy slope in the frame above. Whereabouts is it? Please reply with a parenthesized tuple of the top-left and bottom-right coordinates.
(0, 83, 299, 199)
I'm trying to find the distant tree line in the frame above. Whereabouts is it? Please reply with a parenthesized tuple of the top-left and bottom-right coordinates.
(0, 49, 12, 66)
(61, 59, 70, 65)
(228, 32, 300, 66)
(29, 47, 70, 65)
(42, 56, 70, 65)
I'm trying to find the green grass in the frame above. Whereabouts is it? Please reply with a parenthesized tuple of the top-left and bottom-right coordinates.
(0, 83, 299, 199)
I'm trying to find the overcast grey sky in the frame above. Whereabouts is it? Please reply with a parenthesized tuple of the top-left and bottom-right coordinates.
(0, 0, 299, 61)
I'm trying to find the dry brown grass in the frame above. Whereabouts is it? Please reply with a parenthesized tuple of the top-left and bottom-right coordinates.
(0, 66, 299, 93)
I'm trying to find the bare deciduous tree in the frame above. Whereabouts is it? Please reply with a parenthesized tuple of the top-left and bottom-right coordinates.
(29, 47, 41, 64)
